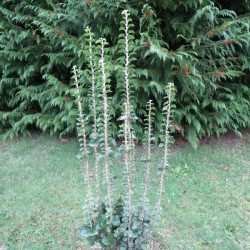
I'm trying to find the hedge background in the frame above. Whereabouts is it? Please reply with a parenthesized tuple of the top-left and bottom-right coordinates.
(0, 0, 249, 148)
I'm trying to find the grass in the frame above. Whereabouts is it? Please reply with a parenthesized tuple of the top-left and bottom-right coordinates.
(0, 133, 249, 249)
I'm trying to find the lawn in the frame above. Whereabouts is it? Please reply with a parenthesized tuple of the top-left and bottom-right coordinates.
(0, 133, 249, 249)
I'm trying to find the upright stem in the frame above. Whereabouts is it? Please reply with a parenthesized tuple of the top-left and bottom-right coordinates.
(123, 10, 133, 233)
(124, 103, 132, 229)
(123, 10, 133, 148)
(88, 30, 97, 136)
(73, 65, 95, 223)
(142, 100, 153, 218)
(100, 38, 112, 223)
(87, 27, 101, 206)
(153, 83, 172, 226)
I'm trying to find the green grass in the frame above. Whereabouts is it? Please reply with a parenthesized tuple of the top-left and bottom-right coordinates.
(0, 133, 249, 249)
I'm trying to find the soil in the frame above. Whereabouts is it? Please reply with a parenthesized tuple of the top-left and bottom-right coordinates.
(1, 129, 249, 151)
(172, 128, 250, 150)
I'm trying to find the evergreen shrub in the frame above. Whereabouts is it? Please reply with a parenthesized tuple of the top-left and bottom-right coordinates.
(0, 0, 249, 147)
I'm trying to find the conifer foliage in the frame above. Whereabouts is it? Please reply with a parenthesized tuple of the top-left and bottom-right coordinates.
(0, 0, 249, 147)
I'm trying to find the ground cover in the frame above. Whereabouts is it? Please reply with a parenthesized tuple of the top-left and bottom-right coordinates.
(0, 132, 249, 249)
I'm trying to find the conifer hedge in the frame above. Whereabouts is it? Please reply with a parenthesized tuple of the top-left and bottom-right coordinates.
(0, 0, 249, 148)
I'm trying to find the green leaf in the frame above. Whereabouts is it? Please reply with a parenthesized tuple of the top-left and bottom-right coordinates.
(81, 227, 98, 237)
(101, 233, 116, 246)
(126, 229, 137, 238)
(100, 218, 109, 228)
(112, 215, 121, 226)
(86, 236, 97, 246)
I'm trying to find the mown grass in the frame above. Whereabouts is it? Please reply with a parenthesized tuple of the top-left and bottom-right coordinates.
(0, 133, 249, 249)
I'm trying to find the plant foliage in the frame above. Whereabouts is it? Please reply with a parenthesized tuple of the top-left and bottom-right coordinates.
(81, 199, 151, 249)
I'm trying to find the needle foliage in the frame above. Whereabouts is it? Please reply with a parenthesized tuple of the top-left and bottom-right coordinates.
(0, 0, 249, 148)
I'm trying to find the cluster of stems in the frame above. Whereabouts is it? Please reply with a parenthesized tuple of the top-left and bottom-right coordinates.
(74, 10, 173, 245)
(73, 65, 95, 223)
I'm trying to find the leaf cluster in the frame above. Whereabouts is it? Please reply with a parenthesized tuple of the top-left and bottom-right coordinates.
(81, 199, 151, 249)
